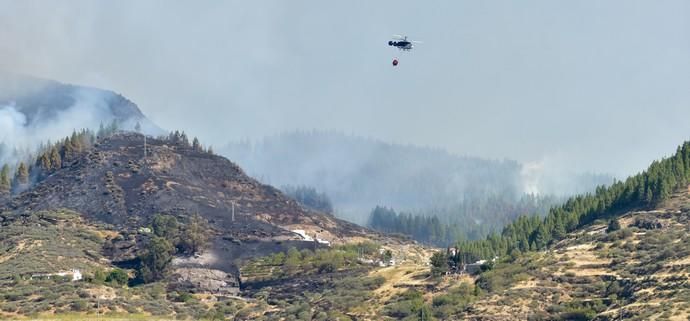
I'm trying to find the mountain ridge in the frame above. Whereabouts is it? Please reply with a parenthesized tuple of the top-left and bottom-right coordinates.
(2, 132, 370, 244)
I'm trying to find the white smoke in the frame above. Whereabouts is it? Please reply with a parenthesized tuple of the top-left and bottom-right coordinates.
(0, 86, 156, 167)
(0, 103, 28, 144)
(520, 160, 544, 195)
(520, 156, 614, 197)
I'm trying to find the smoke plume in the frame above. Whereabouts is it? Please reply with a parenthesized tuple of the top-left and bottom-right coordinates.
(0, 73, 161, 166)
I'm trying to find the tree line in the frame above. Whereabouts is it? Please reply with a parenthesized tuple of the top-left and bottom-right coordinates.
(453, 141, 690, 262)
(281, 185, 334, 215)
(367, 194, 559, 247)
(166, 130, 214, 154)
(0, 128, 102, 195)
(0, 120, 124, 196)
(0, 123, 213, 197)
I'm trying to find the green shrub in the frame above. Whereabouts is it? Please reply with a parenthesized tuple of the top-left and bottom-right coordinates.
(4, 291, 25, 301)
(476, 261, 529, 293)
(174, 291, 195, 303)
(430, 252, 448, 276)
(77, 289, 91, 298)
(1, 302, 18, 313)
(606, 219, 621, 233)
(558, 308, 596, 321)
(71, 300, 89, 311)
(105, 268, 129, 286)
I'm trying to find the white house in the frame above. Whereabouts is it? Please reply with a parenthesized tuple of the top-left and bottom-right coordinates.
(291, 229, 314, 241)
(61, 269, 83, 281)
(31, 269, 82, 281)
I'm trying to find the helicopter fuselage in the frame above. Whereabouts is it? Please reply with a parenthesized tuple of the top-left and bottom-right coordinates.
(388, 40, 413, 50)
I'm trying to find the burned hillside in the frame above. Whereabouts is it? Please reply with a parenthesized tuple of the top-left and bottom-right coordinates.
(2, 132, 369, 243)
(0, 131, 409, 316)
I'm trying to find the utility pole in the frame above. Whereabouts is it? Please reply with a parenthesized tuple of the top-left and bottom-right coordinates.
(144, 135, 147, 160)
(231, 201, 235, 222)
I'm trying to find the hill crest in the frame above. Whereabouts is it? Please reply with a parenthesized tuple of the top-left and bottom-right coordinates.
(3, 132, 371, 244)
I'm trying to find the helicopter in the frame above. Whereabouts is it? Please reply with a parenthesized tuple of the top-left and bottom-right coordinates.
(388, 35, 421, 66)
(388, 35, 422, 51)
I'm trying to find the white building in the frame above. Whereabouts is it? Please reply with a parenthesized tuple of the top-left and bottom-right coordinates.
(292, 229, 331, 246)
(292, 229, 314, 241)
(316, 238, 331, 246)
(31, 269, 82, 281)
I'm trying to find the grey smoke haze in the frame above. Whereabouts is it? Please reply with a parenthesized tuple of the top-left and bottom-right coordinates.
(222, 131, 613, 223)
(0, 1, 688, 178)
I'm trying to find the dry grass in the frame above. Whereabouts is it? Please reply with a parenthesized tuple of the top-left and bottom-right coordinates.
(552, 243, 617, 277)
(369, 264, 431, 304)
(3, 314, 204, 321)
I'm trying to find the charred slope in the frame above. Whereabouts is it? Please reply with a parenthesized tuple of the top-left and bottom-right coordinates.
(3, 132, 369, 243)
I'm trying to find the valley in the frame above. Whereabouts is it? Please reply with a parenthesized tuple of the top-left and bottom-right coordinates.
(1, 3, 688, 319)
(1, 128, 690, 320)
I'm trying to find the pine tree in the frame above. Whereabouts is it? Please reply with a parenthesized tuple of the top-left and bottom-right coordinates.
(645, 186, 654, 204)
(0, 164, 10, 193)
(171, 130, 180, 143)
(430, 251, 448, 276)
(39, 153, 51, 171)
(62, 136, 75, 162)
(192, 137, 202, 151)
(136, 237, 174, 283)
(14, 162, 29, 185)
(135, 121, 142, 132)
(108, 120, 118, 134)
(70, 131, 81, 152)
(50, 147, 62, 169)
(552, 220, 566, 240)
(658, 178, 671, 202)
(532, 224, 550, 250)
(180, 132, 189, 146)
(179, 213, 208, 254)
(97, 122, 105, 138)
(152, 214, 180, 240)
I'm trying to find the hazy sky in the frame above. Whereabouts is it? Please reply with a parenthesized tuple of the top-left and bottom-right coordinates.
(0, 1, 688, 177)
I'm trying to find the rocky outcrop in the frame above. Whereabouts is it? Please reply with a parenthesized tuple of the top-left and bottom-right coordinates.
(170, 268, 239, 296)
